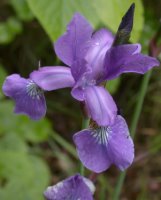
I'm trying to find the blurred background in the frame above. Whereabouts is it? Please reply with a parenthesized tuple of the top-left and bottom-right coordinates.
(0, 0, 161, 199)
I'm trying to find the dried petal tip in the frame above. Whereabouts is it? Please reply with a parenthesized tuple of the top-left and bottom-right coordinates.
(44, 174, 94, 200)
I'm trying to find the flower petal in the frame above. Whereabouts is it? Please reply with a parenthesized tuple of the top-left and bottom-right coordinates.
(108, 115, 134, 170)
(71, 59, 90, 81)
(104, 44, 160, 80)
(2, 74, 46, 120)
(73, 129, 112, 173)
(54, 13, 93, 66)
(44, 174, 94, 200)
(85, 29, 114, 80)
(84, 86, 117, 126)
(73, 115, 134, 172)
(71, 86, 85, 101)
(30, 66, 75, 91)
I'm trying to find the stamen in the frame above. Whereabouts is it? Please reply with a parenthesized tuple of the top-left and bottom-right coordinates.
(26, 80, 43, 100)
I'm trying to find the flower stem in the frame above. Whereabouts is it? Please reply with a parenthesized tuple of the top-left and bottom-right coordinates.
(113, 71, 152, 200)
(80, 117, 90, 176)
(50, 131, 77, 159)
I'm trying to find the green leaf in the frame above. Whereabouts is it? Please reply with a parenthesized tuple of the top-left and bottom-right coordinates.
(27, 0, 99, 41)
(0, 65, 7, 99)
(10, 0, 34, 21)
(0, 101, 52, 142)
(0, 151, 50, 200)
(27, 0, 144, 42)
(93, 0, 144, 43)
(0, 133, 27, 152)
(0, 17, 22, 44)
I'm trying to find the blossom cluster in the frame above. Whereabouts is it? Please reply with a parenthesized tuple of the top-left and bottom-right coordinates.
(2, 6, 159, 200)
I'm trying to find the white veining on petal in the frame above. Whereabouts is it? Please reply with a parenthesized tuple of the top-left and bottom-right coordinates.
(91, 127, 111, 145)
(26, 80, 43, 100)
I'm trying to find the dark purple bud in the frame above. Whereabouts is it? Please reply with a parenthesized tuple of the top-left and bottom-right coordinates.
(113, 3, 135, 46)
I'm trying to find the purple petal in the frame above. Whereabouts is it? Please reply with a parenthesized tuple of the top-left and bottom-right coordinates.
(104, 44, 160, 80)
(54, 13, 93, 66)
(73, 129, 112, 173)
(30, 66, 75, 91)
(2, 74, 46, 120)
(85, 29, 114, 80)
(71, 59, 91, 81)
(44, 174, 94, 200)
(71, 60, 94, 101)
(108, 115, 134, 170)
(84, 86, 117, 126)
(71, 86, 85, 101)
(73, 115, 134, 172)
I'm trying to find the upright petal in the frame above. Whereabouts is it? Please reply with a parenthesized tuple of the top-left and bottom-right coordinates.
(108, 115, 134, 170)
(73, 129, 112, 173)
(2, 74, 46, 120)
(44, 174, 94, 200)
(84, 86, 117, 126)
(71, 60, 94, 101)
(85, 29, 114, 80)
(54, 13, 93, 66)
(30, 66, 75, 91)
(104, 44, 160, 80)
(73, 115, 134, 173)
(71, 59, 90, 81)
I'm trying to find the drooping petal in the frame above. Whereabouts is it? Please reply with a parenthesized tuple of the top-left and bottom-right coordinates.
(73, 128, 112, 173)
(84, 86, 117, 126)
(44, 174, 94, 200)
(54, 13, 93, 66)
(2, 74, 46, 120)
(104, 44, 160, 80)
(71, 86, 85, 101)
(73, 115, 134, 173)
(85, 29, 114, 80)
(107, 115, 134, 170)
(30, 66, 75, 91)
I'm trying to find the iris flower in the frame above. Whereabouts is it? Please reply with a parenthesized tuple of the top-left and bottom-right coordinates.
(31, 13, 159, 126)
(3, 13, 159, 124)
(74, 115, 134, 173)
(2, 74, 46, 120)
(44, 174, 95, 200)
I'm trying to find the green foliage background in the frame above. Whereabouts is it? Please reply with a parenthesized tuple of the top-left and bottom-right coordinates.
(0, 0, 161, 199)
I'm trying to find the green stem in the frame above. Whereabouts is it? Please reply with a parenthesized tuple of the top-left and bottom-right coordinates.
(80, 117, 90, 176)
(50, 131, 77, 159)
(113, 71, 152, 200)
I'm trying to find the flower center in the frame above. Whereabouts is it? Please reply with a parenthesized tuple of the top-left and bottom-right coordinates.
(91, 126, 111, 145)
(26, 80, 43, 100)
(81, 76, 96, 90)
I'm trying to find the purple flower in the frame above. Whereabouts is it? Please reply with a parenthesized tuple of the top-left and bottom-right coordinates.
(73, 115, 134, 173)
(2, 68, 75, 120)
(2, 74, 47, 120)
(31, 13, 159, 126)
(44, 174, 95, 200)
